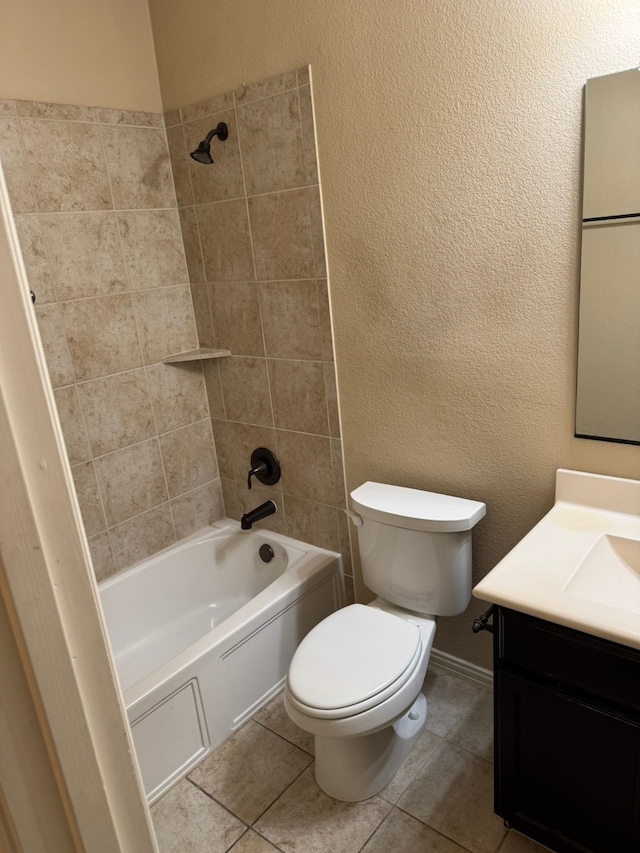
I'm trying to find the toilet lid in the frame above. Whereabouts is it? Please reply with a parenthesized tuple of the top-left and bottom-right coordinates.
(288, 604, 421, 715)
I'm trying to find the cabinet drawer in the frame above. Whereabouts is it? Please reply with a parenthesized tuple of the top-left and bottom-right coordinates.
(498, 608, 640, 712)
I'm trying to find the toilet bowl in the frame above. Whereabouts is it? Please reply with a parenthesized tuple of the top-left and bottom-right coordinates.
(285, 482, 485, 801)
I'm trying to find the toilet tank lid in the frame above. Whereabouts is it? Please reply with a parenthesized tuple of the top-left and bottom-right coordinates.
(351, 482, 486, 532)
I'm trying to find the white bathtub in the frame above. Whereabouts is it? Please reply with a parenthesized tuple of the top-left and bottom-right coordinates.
(98, 519, 345, 803)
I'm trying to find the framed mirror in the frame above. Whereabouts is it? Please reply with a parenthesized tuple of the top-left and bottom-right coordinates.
(575, 68, 640, 444)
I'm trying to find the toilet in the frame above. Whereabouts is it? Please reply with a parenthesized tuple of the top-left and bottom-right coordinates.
(284, 481, 486, 801)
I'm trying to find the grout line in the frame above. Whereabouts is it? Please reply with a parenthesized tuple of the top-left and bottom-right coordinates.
(183, 777, 252, 829)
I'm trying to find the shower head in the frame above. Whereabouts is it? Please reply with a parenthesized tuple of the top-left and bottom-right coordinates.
(189, 122, 229, 165)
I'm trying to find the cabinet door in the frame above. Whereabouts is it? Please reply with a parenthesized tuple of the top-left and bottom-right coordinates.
(497, 671, 640, 853)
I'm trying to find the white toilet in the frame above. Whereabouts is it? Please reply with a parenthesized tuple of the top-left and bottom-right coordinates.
(284, 481, 486, 801)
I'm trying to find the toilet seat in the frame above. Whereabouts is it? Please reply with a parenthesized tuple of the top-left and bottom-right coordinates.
(287, 604, 422, 720)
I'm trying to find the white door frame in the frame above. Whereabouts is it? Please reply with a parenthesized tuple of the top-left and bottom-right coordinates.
(0, 169, 158, 852)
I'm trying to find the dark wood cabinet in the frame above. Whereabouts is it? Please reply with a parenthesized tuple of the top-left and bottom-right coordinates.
(494, 607, 640, 853)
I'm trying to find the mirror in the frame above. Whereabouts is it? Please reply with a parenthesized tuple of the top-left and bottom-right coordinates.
(575, 68, 640, 444)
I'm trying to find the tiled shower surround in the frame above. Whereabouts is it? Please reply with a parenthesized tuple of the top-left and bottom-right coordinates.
(1, 68, 354, 591)
(166, 67, 353, 583)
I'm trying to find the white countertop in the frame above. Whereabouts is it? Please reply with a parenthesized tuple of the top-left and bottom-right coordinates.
(473, 469, 640, 650)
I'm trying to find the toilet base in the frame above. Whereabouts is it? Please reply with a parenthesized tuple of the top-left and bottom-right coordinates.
(314, 691, 428, 802)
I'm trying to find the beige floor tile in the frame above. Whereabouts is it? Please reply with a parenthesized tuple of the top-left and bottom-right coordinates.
(188, 720, 312, 824)
(229, 830, 283, 853)
(362, 808, 471, 853)
(498, 830, 553, 852)
(255, 766, 390, 853)
(151, 779, 245, 853)
(398, 741, 505, 853)
(424, 670, 494, 758)
(252, 692, 315, 755)
(379, 726, 443, 803)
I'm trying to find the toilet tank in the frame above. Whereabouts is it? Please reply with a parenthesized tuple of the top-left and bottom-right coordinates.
(351, 482, 486, 616)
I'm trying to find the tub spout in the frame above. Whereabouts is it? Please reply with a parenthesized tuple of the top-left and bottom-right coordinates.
(241, 500, 277, 530)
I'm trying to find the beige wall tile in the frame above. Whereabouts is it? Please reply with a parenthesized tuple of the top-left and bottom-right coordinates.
(185, 112, 244, 204)
(40, 211, 127, 300)
(132, 284, 198, 364)
(14, 215, 56, 303)
(109, 503, 175, 570)
(16, 101, 96, 122)
(77, 369, 155, 456)
(234, 70, 298, 106)
(308, 184, 327, 278)
(166, 123, 193, 207)
(159, 419, 218, 498)
(198, 199, 254, 282)
(221, 477, 242, 520)
(96, 109, 163, 127)
(163, 109, 181, 128)
(258, 280, 322, 360)
(211, 420, 233, 479)
(0, 118, 36, 212)
(54, 385, 91, 465)
(117, 209, 188, 288)
(227, 421, 279, 483)
(219, 357, 273, 426)
(0, 99, 16, 116)
(210, 282, 264, 356)
(249, 189, 314, 281)
(316, 280, 334, 360)
(276, 430, 334, 503)
(94, 438, 168, 526)
(20, 119, 111, 211)
(181, 92, 234, 124)
(171, 479, 225, 539)
(71, 461, 107, 537)
(146, 362, 209, 433)
(35, 303, 75, 387)
(298, 85, 319, 186)
(284, 495, 340, 552)
(237, 90, 305, 196)
(88, 532, 117, 583)
(331, 437, 347, 507)
(179, 206, 205, 282)
(61, 294, 143, 381)
(202, 361, 226, 418)
(190, 283, 215, 347)
(101, 125, 175, 209)
(268, 359, 329, 434)
(324, 362, 341, 437)
(296, 66, 311, 87)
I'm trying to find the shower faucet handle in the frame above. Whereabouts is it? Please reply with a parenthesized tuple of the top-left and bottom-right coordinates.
(247, 447, 281, 490)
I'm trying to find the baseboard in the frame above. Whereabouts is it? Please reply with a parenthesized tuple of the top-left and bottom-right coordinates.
(430, 648, 493, 691)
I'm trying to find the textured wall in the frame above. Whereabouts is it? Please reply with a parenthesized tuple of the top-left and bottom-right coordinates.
(165, 69, 353, 594)
(149, 1, 640, 668)
(0, 98, 223, 579)
(0, 0, 161, 112)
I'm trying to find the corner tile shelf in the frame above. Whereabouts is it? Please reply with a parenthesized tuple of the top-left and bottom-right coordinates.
(162, 347, 231, 364)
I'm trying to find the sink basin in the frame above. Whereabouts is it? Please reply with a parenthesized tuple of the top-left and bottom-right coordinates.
(563, 534, 640, 615)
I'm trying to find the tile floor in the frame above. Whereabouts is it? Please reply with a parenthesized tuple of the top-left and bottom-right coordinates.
(151, 669, 550, 853)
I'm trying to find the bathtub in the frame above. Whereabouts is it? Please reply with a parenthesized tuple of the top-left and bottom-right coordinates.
(98, 518, 345, 804)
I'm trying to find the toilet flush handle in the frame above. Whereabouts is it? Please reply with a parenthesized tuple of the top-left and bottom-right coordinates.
(345, 509, 363, 527)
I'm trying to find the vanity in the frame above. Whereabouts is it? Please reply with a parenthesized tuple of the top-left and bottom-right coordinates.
(474, 469, 640, 853)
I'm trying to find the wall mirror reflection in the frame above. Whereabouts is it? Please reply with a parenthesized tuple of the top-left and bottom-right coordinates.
(575, 67, 640, 444)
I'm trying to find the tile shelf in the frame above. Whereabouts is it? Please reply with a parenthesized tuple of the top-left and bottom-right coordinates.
(162, 347, 231, 364)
